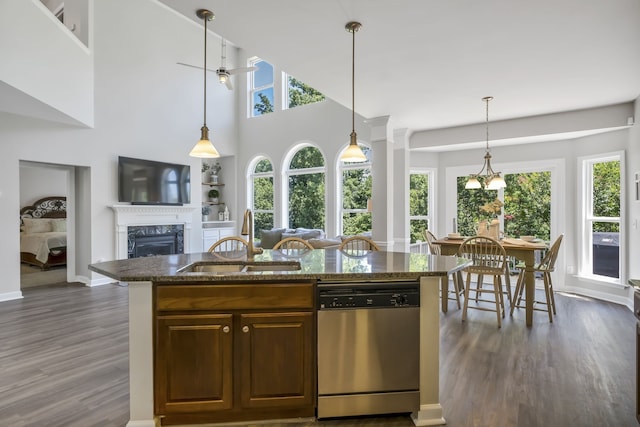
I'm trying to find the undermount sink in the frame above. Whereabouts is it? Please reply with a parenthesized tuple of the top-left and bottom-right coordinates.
(178, 261, 301, 274)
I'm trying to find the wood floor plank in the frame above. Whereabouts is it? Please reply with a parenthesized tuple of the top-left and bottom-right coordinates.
(0, 283, 636, 426)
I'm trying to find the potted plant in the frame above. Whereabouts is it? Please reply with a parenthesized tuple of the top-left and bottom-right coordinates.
(208, 189, 220, 203)
(201, 206, 210, 221)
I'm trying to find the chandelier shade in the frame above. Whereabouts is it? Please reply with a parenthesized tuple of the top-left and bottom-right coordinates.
(465, 96, 505, 189)
(189, 9, 220, 158)
(339, 21, 367, 163)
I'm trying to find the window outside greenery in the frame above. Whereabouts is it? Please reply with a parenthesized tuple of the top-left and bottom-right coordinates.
(288, 146, 325, 230)
(287, 75, 325, 109)
(586, 158, 620, 279)
(250, 58, 274, 116)
(251, 158, 274, 238)
(341, 145, 371, 235)
(409, 173, 429, 243)
(457, 172, 551, 241)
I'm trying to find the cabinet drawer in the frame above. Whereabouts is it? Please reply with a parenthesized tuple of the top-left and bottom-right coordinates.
(156, 283, 314, 311)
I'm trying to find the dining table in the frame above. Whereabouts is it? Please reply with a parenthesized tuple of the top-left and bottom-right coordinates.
(434, 236, 548, 327)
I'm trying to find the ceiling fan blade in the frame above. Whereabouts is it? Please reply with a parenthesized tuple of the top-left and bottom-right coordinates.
(227, 66, 258, 75)
(176, 62, 217, 73)
(225, 78, 233, 90)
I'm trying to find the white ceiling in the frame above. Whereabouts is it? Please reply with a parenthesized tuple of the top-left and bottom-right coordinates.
(160, 0, 640, 136)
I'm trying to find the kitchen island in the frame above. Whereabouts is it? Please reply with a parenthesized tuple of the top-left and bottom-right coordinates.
(89, 249, 470, 427)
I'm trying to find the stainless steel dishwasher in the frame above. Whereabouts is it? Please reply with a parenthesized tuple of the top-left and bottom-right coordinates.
(316, 281, 420, 419)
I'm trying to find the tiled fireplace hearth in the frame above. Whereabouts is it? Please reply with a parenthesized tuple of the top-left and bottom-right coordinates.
(111, 205, 196, 260)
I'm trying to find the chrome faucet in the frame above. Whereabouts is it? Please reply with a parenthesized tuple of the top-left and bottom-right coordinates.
(241, 209, 263, 261)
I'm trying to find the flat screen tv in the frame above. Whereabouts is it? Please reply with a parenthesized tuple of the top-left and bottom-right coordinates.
(118, 156, 191, 205)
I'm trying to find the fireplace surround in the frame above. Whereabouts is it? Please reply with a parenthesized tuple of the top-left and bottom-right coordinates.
(111, 205, 196, 260)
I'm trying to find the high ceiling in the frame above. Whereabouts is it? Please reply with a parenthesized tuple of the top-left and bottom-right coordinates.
(158, 0, 640, 135)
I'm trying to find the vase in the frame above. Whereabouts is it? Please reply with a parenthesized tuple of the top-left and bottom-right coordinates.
(488, 219, 500, 239)
(477, 220, 488, 236)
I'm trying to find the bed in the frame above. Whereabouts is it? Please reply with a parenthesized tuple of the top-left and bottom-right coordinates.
(20, 196, 67, 270)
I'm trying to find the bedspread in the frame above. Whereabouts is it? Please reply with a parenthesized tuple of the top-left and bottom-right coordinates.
(20, 232, 67, 263)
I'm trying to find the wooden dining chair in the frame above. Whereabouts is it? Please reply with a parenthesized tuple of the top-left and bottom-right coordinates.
(208, 236, 249, 259)
(273, 236, 314, 256)
(338, 236, 380, 256)
(425, 230, 463, 310)
(457, 236, 509, 327)
(510, 234, 564, 322)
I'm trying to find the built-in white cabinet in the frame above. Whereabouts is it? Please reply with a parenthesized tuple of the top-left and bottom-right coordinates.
(202, 223, 236, 252)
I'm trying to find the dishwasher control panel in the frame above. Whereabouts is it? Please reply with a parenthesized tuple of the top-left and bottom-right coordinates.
(317, 282, 419, 309)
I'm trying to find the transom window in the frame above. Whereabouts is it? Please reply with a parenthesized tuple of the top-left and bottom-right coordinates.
(284, 73, 325, 110)
(249, 58, 274, 117)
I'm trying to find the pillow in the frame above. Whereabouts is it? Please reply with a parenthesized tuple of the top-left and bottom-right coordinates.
(22, 218, 52, 234)
(259, 228, 285, 249)
(295, 228, 324, 239)
(50, 218, 67, 232)
(308, 238, 341, 249)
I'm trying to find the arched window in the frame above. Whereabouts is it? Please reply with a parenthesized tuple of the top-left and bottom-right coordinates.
(248, 157, 275, 237)
(338, 144, 371, 235)
(285, 145, 325, 230)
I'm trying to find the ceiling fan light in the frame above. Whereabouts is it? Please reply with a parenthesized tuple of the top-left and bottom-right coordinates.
(465, 176, 482, 189)
(218, 73, 227, 84)
(190, 125, 220, 158)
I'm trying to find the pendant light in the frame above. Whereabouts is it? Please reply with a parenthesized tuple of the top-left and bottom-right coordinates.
(189, 9, 220, 158)
(465, 96, 506, 189)
(340, 21, 367, 163)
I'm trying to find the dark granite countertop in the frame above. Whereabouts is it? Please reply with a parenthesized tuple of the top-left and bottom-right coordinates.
(629, 279, 640, 289)
(89, 249, 470, 283)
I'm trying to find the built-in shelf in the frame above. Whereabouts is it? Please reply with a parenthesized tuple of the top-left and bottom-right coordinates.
(202, 183, 225, 187)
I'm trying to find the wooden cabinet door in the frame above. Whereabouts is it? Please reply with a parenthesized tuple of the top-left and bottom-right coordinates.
(238, 312, 315, 409)
(155, 313, 233, 415)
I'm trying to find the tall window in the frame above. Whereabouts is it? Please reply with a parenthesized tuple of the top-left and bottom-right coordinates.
(249, 157, 274, 238)
(409, 171, 433, 243)
(250, 58, 274, 117)
(286, 145, 325, 230)
(340, 145, 371, 235)
(580, 153, 622, 281)
(284, 74, 325, 110)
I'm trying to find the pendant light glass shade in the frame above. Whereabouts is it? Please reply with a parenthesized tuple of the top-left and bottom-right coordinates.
(340, 21, 366, 163)
(189, 9, 220, 159)
(465, 96, 505, 189)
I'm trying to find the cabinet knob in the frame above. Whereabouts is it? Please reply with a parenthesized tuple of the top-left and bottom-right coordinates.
(223, 326, 230, 333)
(242, 326, 249, 333)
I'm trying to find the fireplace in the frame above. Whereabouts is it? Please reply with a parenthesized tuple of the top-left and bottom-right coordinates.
(111, 205, 196, 260)
(128, 224, 184, 258)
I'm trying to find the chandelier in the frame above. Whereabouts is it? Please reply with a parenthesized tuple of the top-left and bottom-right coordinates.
(339, 21, 367, 162)
(189, 9, 220, 158)
(465, 96, 505, 190)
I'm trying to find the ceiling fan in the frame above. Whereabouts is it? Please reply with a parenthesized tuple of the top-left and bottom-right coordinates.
(216, 38, 257, 90)
(177, 39, 257, 90)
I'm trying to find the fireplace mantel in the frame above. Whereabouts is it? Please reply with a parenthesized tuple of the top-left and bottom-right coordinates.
(110, 205, 197, 259)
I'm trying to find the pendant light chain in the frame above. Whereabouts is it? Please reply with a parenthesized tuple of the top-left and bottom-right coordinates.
(351, 24, 355, 135)
(203, 14, 208, 128)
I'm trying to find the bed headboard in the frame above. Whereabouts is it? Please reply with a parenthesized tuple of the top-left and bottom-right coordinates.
(20, 196, 67, 221)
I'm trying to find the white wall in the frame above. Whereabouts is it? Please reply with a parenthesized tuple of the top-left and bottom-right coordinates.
(0, 0, 238, 301)
(19, 162, 68, 206)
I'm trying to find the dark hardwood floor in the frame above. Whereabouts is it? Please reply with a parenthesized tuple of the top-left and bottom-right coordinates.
(0, 282, 636, 427)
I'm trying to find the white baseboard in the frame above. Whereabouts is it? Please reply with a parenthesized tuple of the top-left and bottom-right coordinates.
(0, 291, 24, 302)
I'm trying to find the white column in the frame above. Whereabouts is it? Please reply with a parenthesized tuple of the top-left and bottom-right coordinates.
(411, 275, 446, 426)
(393, 128, 411, 252)
(127, 281, 156, 427)
(369, 116, 394, 251)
